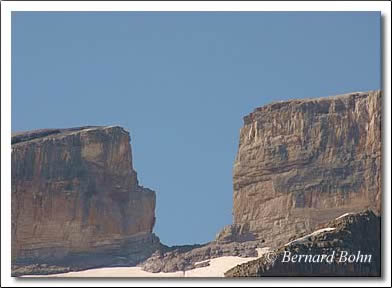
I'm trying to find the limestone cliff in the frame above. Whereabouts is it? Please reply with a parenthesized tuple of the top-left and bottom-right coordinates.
(230, 90, 381, 247)
(12, 126, 158, 273)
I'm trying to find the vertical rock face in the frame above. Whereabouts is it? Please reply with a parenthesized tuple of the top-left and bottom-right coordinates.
(12, 126, 157, 264)
(232, 91, 381, 247)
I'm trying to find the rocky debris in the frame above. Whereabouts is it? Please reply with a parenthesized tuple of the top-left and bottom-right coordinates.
(12, 126, 158, 276)
(225, 210, 381, 277)
(12, 264, 74, 277)
(140, 240, 261, 273)
(232, 90, 381, 247)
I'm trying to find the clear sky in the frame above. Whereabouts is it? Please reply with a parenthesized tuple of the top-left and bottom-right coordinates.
(12, 12, 380, 245)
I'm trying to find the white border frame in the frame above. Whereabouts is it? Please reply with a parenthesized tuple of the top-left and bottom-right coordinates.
(1, 1, 391, 287)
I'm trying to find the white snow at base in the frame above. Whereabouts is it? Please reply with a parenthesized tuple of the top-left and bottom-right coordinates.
(22, 248, 272, 278)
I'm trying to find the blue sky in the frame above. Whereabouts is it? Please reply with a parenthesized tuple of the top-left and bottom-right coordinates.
(12, 12, 380, 245)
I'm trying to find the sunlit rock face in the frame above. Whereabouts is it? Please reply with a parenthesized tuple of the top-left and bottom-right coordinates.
(232, 90, 381, 247)
(11, 126, 157, 266)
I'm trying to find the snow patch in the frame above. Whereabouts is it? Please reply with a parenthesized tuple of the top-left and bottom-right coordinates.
(284, 228, 336, 246)
(335, 212, 354, 220)
(22, 255, 261, 278)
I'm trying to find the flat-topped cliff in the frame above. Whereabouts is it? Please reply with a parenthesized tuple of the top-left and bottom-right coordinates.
(229, 90, 381, 247)
(12, 126, 158, 274)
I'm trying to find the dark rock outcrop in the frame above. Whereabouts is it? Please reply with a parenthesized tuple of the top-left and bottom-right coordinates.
(12, 126, 159, 276)
(225, 210, 381, 277)
(230, 90, 381, 247)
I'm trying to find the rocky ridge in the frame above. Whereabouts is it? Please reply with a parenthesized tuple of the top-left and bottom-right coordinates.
(225, 210, 381, 277)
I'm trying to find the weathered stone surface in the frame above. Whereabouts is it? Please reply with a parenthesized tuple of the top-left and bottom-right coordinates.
(140, 241, 260, 273)
(225, 210, 381, 277)
(231, 90, 381, 247)
(11, 126, 158, 274)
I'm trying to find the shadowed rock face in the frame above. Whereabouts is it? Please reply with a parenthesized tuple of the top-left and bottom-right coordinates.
(230, 90, 381, 247)
(12, 126, 157, 270)
(225, 210, 381, 277)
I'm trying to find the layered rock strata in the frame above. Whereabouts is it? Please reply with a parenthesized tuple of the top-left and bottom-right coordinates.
(12, 126, 158, 275)
(230, 90, 381, 247)
(225, 210, 381, 277)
